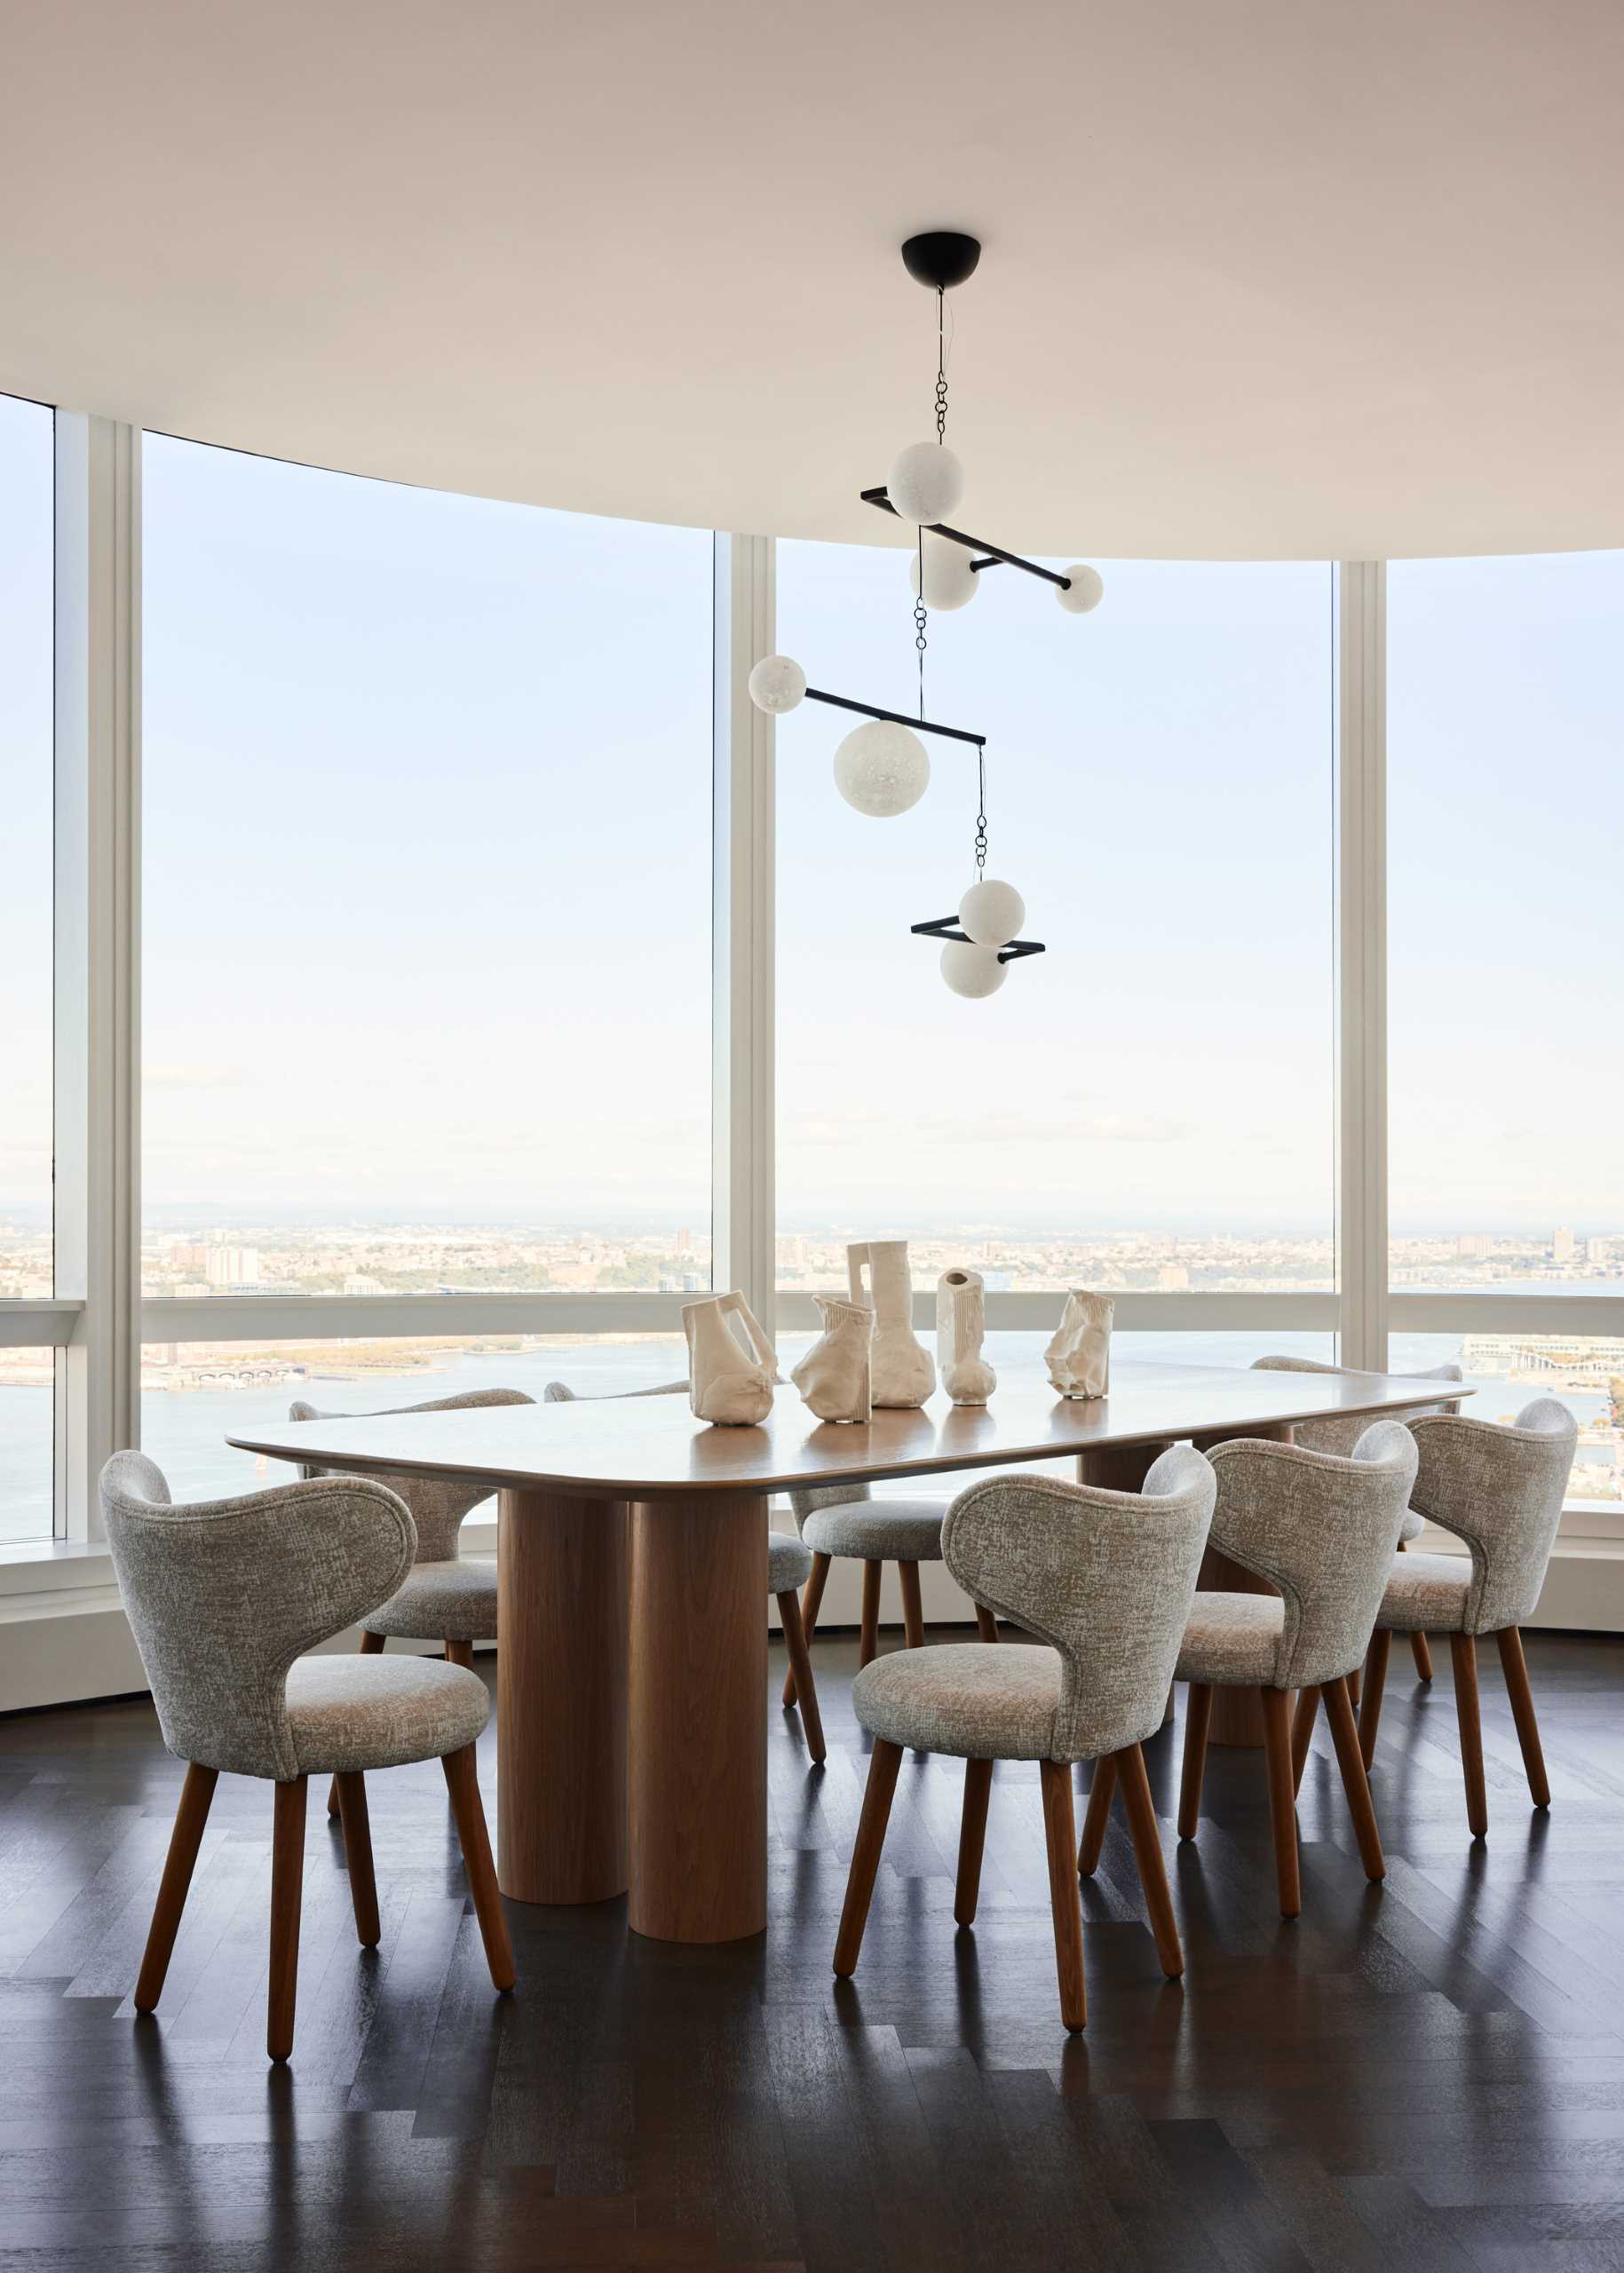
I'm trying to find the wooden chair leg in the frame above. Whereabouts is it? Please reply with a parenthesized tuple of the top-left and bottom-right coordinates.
(1346, 1664, 1361, 1710)
(834, 1738, 903, 1976)
(898, 1560, 925, 1651)
(975, 1604, 1000, 1643)
(859, 1560, 882, 1667)
(441, 1744, 516, 1991)
(777, 1589, 826, 1763)
(1177, 1683, 1212, 1839)
(1290, 1687, 1319, 1796)
(1359, 1628, 1390, 1770)
(1451, 1633, 1488, 1836)
(329, 1629, 386, 1817)
(1496, 1627, 1549, 1809)
(1259, 1688, 1300, 1918)
(1321, 1677, 1385, 1881)
(268, 1777, 307, 2063)
(334, 1771, 381, 1947)
(445, 1639, 473, 1669)
(134, 1762, 218, 2013)
(955, 1758, 994, 1925)
(782, 1551, 830, 1707)
(1039, 1760, 1088, 2032)
(1077, 1754, 1117, 1875)
(1115, 1742, 1184, 1978)
(1410, 1630, 1434, 1682)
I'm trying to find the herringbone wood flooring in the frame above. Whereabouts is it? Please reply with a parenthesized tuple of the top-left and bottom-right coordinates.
(3, 1628, 1624, 2269)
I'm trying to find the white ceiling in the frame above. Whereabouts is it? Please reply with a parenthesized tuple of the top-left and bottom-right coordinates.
(4, 0, 1623, 558)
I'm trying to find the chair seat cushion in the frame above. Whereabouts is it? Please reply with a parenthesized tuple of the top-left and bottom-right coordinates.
(284, 1657, 489, 1774)
(1378, 1549, 1471, 1633)
(364, 1557, 498, 1641)
(1176, 1593, 1285, 1686)
(800, 1495, 947, 1560)
(769, 1531, 813, 1593)
(852, 1643, 1061, 1761)
(1399, 1507, 1424, 1545)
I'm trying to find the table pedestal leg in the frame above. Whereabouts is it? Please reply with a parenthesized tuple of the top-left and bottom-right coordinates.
(629, 1492, 768, 1944)
(497, 1489, 629, 1904)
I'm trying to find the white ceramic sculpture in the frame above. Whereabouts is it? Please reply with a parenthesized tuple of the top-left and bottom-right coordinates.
(936, 1268, 995, 1406)
(1045, 1289, 1113, 1400)
(790, 1295, 875, 1423)
(847, 1240, 936, 1408)
(681, 1292, 779, 1426)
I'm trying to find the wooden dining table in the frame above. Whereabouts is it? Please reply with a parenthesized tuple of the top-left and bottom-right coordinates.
(230, 1358, 1468, 1946)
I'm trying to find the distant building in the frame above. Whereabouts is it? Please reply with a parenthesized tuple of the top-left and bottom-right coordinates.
(1455, 1233, 1491, 1259)
(206, 1243, 260, 1288)
(1554, 1225, 1576, 1263)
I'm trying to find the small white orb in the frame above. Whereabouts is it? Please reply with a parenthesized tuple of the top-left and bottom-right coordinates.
(940, 940, 1007, 998)
(888, 440, 965, 526)
(748, 653, 806, 713)
(958, 878, 1026, 948)
(833, 719, 931, 817)
(1057, 564, 1105, 614)
(908, 532, 978, 612)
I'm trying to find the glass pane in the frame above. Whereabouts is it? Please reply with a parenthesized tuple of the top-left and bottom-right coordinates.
(141, 438, 712, 1298)
(0, 1348, 54, 1545)
(775, 546, 1335, 1285)
(1394, 1329, 1621, 1503)
(140, 1333, 690, 1503)
(1389, 552, 1624, 1286)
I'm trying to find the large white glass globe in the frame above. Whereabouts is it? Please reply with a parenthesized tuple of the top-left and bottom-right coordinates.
(1057, 564, 1105, 614)
(940, 940, 1007, 998)
(748, 653, 806, 713)
(888, 440, 964, 526)
(833, 720, 930, 817)
(908, 532, 978, 612)
(958, 878, 1026, 948)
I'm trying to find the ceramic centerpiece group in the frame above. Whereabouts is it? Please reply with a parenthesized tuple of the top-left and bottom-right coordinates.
(680, 1243, 1114, 1427)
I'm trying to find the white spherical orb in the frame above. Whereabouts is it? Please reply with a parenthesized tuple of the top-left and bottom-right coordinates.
(940, 940, 1007, 998)
(1057, 564, 1105, 614)
(833, 719, 931, 818)
(907, 532, 978, 612)
(958, 877, 1026, 949)
(887, 440, 965, 526)
(748, 653, 806, 714)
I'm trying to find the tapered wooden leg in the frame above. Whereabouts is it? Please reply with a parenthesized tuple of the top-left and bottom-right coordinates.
(975, 1604, 1000, 1643)
(1040, 1760, 1088, 2032)
(1410, 1630, 1434, 1682)
(1077, 1754, 1116, 1875)
(445, 1638, 473, 1669)
(1347, 1665, 1361, 1710)
(443, 1745, 517, 1991)
(134, 1762, 218, 2013)
(955, 1758, 994, 1925)
(329, 1629, 385, 1817)
(1290, 1687, 1319, 1796)
(1496, 1627, 1549, 1808)
(1115, 1742, 1184, 1977)
(1452, 1632, 1488, 1837)
(859, 1560, 882, 1667)
(898, 1560, 925, 1651)
(334, 1771, 380, 1947)
(1260, 1689, 1300, 1918)
(1322, 1676, 1385, 1881)
(1178, 1684, 1212, 1838)
(834, 1738, 902, 1976)
(782, 1551, 830, 1707)
(777, 1590, 826, 1763)
(267, 1777, 307, 2063)
(1359, 1629, 1390, 1770)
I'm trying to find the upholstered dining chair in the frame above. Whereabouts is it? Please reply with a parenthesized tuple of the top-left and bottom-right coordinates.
(543, 1377, 826, 1761)
(1140, 1421, 1418, 1918)
(1355, 1397, 1577, 1834)
(834, 1447, 1216, 2032)
(289, 1387, 532, 1818)
(101, 1451, 514, 2063)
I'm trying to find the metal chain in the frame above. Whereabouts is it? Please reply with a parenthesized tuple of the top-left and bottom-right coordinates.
(974, 747, 988, 876)
(935, 287, 949, 444)
(915, 529, 928, 720)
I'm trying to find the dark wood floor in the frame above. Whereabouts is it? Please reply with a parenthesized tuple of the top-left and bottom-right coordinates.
(4, 1629, 1624, 2270)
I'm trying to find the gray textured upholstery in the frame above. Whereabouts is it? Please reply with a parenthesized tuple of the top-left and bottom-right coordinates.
(291, 1388, 533, 1560)
(101, 1450, 488, 1781)
(787, 1482, 874, 1524)
(1187, 1422, 1420, 1690)
(799, 1496, 947, 1561)
(852, 1445, 1216, 1763)
(1372, 1551, 1472, 1634)
(1175, 1593, 1285, 1683)
(1380, 1397, 1577, 1636)
(359, 1556, 499, 1641)
(543, 1379, 689, 1403)
(1251, 1355, 1464, 1542)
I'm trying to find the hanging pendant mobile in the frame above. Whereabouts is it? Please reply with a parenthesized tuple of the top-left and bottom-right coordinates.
(911, 741, 1044, 997)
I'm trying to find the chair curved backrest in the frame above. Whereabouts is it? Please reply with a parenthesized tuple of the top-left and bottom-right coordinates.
(1408, 1397, 1578, 1634)
(101, 1449, 415, 1781)
(289, 1387, 534, 1561)
(1251, 1355, 1463, 1459)
(941, 1445, 1216, 1762)
(1208, 1421, 1419, 1688)
(543, 1379, 688, 1403)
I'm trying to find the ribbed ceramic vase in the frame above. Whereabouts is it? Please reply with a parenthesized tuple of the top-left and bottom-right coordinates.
(847, 1240, 935, 1408)
(790, 1295, 874, 1423)
(1044, 1289, 1113, 1400)
(681, 1291, 778, 1426)
(936, 1268, 995, 1406)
